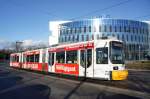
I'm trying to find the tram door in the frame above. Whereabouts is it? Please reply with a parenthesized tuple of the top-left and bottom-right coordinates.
(48, 52, 55, 72)
(80, 49, 93, 78)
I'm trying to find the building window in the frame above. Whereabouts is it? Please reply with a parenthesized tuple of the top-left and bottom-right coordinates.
(124, 26, 126, 32)
(126, 35, 128, 41)
(81, 27, 84, 33)
(133, 27, 135, 33)
(74, 28, 77, 33)
(119, 26, 121, 32)
(110, 25, 112, 32)
(136, 28, 138, 34)
(97, 34, 99, 39)
(114, 26, 117, 32)
(131, 35, 133, 42)
(117, 34, 120, 40)
(112, 34, 115, 37)
(127, 26, 130, 32)
(72, 35, 75, 42)
(99, 25, 101, 32)
(60, 30, 62, 35)
(104, 25, 107, 32)
(64, 36, 66, 42)
(84, 26, 86, 33)
(68, 36, 71, 41)
(138, 28, 141, 34)
(89, 26, 91, 32)
(82, 35, 84, 41)
(86, 35, 89, 41)
(79, 27, 81, 33)
(68, 28, 71, 34)
(102, 33, 105, 37)
(70, 28, 72, 34)
(92, 34, 94, 40)
(77, 34, 79, 41)
(135, 36, 137, 41)
(122, 34, 124, 41)
(140, 28, 142, 34)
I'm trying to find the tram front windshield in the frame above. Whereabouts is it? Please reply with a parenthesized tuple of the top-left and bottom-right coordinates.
(110, 41, 124, 64)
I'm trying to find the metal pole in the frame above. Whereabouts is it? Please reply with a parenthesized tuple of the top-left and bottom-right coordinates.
(84, 50, 87, 78)
(139, 45, 140, 60)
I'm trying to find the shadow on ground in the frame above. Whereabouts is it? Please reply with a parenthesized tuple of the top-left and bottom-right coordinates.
(96, 93, 141, 99)
(0, 76, 23, 91)
(0, 84, 51, 99)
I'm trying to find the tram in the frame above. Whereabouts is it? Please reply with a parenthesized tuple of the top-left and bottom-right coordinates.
(10, 38, 128, 80)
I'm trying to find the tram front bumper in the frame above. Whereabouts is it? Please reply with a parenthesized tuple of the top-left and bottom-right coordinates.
(112, 70, 128, 80)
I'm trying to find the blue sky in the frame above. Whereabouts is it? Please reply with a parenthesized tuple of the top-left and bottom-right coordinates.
(0, 0, 150, 43)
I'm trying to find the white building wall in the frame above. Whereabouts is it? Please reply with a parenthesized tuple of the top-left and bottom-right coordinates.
(49, 21, 70, 46)
(144, 21, 150, 51)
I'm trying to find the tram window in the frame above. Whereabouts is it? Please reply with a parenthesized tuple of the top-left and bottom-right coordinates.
(35, 54, 39, 62)
(49, 53, 54, 65)
(80, 49, 92, 68)
(23, 56, 26, 62)
(56, 51, 65, 63)
(96, 48, 108, 64)
(13, 56, 19, 62)
(12, 56, 16, 62)
(16, 56, 19, 62)
(42, 53, 46, 63)
(80, 50, 85, 67)
(30, 55, 34, 62)
(12, 56, 15, 62)
(87, 49, 92, 67)
(66, 50, 77, 64)
(27, 55, 30, 62)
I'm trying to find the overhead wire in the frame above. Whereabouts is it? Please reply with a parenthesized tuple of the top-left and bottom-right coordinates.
(70, 0, 133, 20)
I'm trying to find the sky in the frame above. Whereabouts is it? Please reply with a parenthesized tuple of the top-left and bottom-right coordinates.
(0, 0, 150, 48)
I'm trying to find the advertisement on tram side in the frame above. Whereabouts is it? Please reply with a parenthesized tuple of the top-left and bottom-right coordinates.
(55, 63, 79, 75)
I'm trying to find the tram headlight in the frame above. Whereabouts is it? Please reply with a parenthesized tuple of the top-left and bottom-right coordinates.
(113, 66, 118, 70)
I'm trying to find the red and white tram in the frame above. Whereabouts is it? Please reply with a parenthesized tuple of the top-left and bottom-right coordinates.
(10, 53, 21, 68)
(10, 38, 128, 80)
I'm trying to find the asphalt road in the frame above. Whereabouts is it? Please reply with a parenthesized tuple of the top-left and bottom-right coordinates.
(0, 64, 150, 99)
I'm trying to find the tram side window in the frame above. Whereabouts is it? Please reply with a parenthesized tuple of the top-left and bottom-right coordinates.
(11, 56, 14, 62)
(30, 55, 34, 62)
(11, 56, 19, 62)
(96, 48, 108, 64)
(16, 56, 19, 62)
(49, 53, 54, 65)
(27, 55, 30, 62)
(56, 52, 65, 63)
(35, 54, 39, 62)
(66, 50, 77, 64)
(80, 50, 85, 67)
(23, 55, 26, 62)
(87, 49, 92, 67)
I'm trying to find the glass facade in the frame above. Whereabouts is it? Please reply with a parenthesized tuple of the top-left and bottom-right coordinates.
(58, 18, 150, 61)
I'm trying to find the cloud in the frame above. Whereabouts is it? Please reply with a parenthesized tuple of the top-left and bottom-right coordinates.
(22, 39, 48, 47)
(0, 39, 48, 50)
(0, 40, 14, 49)
(22, 39, 33, 47)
